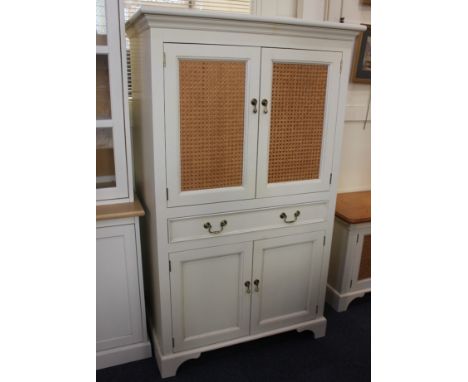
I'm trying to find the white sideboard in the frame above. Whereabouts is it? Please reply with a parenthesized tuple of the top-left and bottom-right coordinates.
(327, 191, 371, 311)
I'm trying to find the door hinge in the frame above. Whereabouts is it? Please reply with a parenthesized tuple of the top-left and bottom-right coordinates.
(316, 305, 319, 314)
(350, 279, 353, 288)
(169, 260, 172, 272)
(163, 52, 166, 67)
(166, 188, 169, 201)
(323, 236, 326, 246)
(356, 234, 360, 243)
(340, 59, 343, 73)
(329, 173, 333, 185)
(172, 337, 175, 347)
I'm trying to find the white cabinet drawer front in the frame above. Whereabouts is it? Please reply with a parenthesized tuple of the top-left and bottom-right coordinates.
(168, 202, 328, 243)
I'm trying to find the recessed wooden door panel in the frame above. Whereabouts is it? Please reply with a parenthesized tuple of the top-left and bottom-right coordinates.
(164, 44, 261, 207)
(250, 232, 324, 334)
(169, 243, 253, 352)
(256, 48, 342, 198)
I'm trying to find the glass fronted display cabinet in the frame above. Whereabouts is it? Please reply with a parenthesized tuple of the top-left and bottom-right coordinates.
(96, 0, 132, 203)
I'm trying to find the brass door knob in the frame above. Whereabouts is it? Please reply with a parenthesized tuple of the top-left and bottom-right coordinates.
(261, 98, 268, 113)
(251, 98, 258, 113)
(253, 279, 260, 292)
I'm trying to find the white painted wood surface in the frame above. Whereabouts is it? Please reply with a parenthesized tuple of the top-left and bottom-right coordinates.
(96, 225, 142, 351)
(127, 8, 362, 378)
(170, 243, 253, 351)
(326, 217, 370, 311)
(96, 220, 151, 368)
(251, 232, 324, 334)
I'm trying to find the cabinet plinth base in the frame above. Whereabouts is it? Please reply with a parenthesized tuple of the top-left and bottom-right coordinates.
(96, 341, 152, 370)
(326, 284, 370, 312)
(150, 317, 327, 378)
(296, 317, 327, 338)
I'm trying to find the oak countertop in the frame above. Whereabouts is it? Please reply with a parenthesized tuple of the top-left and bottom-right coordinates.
(96, 196, 145, 221)
(335, 191, 371, 224)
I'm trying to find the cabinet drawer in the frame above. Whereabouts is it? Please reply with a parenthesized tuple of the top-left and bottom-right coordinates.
(168, 202, 328, 243)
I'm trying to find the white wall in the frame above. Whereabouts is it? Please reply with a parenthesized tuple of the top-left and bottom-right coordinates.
(256, 0, 297, 17)
(256, 0, 371, 193)
(329, 0, 371, 192)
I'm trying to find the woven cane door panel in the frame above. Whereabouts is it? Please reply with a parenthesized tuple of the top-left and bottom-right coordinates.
(268, 63, 328, 183)
(179, 60, 246, 192)
(358, 234, 371, 280)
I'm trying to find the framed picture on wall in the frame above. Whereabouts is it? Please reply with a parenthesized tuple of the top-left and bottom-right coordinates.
(351, 24, 371, 83)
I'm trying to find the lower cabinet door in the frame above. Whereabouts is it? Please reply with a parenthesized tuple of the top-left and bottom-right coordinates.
(96, 224, 143, 351)
(350, 228, 371, 292)
(170, 242, 253, 352)
(250, 232, 324, 334)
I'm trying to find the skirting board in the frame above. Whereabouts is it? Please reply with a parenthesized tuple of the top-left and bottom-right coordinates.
(97, 341, 152, 370)
(326, 284, 370, 312)
(149, 317, 327, 378)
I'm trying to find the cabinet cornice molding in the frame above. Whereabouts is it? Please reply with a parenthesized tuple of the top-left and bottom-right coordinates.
(126, 8, 365, 41)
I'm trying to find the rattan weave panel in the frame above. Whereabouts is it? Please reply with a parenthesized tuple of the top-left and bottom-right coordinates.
(179, 60, 246, 191)
(268, 63, 328, 183)
(358, 234, 371, 280)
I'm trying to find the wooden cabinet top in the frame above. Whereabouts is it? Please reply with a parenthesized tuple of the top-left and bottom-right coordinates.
(96, 196, 145, 221)
(335, 191, 371, 224)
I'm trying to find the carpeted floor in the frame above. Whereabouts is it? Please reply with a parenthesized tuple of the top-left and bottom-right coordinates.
(97, 294, 370, 382)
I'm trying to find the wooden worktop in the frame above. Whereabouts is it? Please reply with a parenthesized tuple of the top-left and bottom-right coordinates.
(96, 196, 145, 221)
(335, 191, 371, 224)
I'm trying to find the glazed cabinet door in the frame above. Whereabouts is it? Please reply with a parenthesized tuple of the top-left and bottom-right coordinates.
(256, 48, 342, 198)
(96, 0, 129, 201)
(96, 225, 144, 351)
(164, 44, 261, 207)
(349, 228, 371, 292)
(170, 243, 253, 352)
(250, 232, 324, 334)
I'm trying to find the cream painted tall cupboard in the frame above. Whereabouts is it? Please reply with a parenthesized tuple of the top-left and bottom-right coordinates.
(126, 8, 364, 378)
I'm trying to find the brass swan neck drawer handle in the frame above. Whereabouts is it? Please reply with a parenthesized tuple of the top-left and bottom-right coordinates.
(280, 210, 300, 223)
(203, 220, 227, 234)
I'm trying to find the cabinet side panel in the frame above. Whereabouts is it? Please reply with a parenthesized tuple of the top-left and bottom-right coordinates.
(129, 29, 163, 344)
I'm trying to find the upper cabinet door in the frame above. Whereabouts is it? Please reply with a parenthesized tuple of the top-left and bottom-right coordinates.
(256, 48, 342, 198)
(164, 44, 261, 207)
(96, 0, 129, 202)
